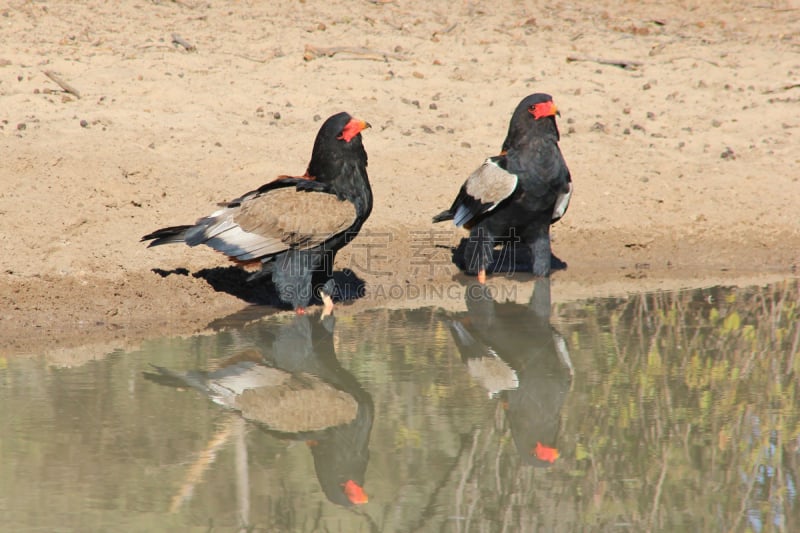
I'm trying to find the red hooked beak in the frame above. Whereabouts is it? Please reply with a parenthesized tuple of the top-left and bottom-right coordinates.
(338, 118, 371, 142)
(533, 442, 560, 463)
(530, 101, 559, 120)
(342, 479, 368, 504)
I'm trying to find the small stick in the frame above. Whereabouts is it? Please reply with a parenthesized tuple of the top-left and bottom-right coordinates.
(303, 44, 404, 62)
(433, 22, 457, 37)
(762, 81, 800, 94)
(566, 55, 643, 70)
(171, 33, 197, 52)
(43, 70, 81, 99)
(169, 418, 234, 513)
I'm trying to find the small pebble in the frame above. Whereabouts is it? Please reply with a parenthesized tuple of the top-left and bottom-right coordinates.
(79, 119, 88, 128)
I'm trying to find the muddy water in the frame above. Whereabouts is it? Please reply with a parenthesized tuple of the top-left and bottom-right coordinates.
(1, 279, 799, 532)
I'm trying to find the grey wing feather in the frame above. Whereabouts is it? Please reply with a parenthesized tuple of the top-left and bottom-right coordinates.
(452, 159, 518, 227)
(183, 188, 356, 261)
(551, 181, 572, 222)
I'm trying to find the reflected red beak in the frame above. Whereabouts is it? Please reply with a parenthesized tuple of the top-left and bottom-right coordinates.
(533, 442, 559, 463)
(342, 479, 368, 504)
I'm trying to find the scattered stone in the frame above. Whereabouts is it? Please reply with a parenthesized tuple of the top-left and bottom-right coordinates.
(720, 147, 736, 160)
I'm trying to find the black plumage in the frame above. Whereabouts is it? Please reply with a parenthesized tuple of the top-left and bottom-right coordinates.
(142, 112, 372, 313)
(433, 93, 572, 281)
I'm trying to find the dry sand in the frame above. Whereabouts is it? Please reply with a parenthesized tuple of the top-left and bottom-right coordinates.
(1, 0, 799, 357)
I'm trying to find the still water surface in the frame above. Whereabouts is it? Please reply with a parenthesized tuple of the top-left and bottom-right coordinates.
(2, 279, 799, 532)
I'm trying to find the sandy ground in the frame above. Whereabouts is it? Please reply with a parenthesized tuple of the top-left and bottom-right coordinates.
(1, 0, 799, 357)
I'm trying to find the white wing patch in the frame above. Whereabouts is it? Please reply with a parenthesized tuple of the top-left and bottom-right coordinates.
(552, 181, 572, 222)
(453, 158, 518, 227)
(464, 158, 518, 208)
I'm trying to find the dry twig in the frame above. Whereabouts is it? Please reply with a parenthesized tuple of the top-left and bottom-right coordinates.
(42, 70, 82, 99)
(171, 33, 197, 52)
(762, 81, 800, 94)
(566, 55, 643, 70)
(303, 44, 404, 62)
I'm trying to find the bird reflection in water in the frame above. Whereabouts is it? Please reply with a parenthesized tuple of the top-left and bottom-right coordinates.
(144, 313, 373, 507)
(448, 279, 572, 467)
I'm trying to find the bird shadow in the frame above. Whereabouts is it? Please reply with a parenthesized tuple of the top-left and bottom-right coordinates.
(444, 239, 568, 276)
(151, 266, 366, 310)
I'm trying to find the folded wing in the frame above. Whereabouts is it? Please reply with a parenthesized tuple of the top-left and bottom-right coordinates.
(434, 157, 518, 227)
(185, 183, 357, 262)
